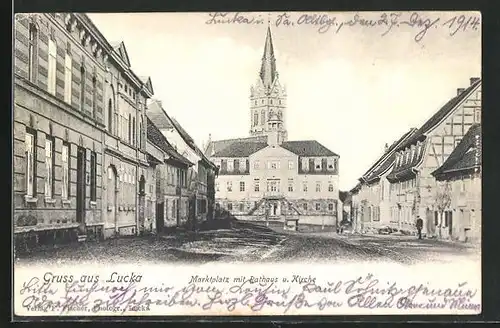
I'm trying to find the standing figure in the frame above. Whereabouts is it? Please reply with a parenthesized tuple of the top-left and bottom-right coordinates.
(416, 216, 423, 240)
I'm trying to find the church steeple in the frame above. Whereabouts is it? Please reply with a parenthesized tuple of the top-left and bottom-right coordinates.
(259, 24, 277, 88)
(249, 23, 287, 142)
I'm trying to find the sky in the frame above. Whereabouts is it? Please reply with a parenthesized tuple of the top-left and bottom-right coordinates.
(88, 11, 481, 190)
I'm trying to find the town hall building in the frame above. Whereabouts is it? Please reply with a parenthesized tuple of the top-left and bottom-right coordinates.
(204, 26, 340, 227)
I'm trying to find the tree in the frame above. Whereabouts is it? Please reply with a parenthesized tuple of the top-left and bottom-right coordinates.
(433, 181, 452, 238)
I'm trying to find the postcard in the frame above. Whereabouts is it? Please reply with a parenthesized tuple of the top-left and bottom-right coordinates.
(12, 11, 481, 317)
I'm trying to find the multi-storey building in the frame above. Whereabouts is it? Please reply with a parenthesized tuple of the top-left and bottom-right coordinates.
(354, 129, 417, 233)
(13, 13, 155, 251)
(386, 78, 481, 236)
(147, 100, 217, 228)
(204, 26, 340, 227)
(146, 117, 193, 232)
(431, 123, 481, 242)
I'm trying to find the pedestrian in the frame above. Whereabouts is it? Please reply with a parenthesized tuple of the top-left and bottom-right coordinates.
(416, 216, 423, 240)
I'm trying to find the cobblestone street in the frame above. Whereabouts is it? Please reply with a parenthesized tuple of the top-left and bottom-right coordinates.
(14, 221, 479, 267)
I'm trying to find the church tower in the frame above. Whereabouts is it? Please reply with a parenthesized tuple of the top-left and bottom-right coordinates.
(249, 24, 288, 142)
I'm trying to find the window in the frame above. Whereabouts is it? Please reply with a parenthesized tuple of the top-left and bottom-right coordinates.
(128, 113, 132, 143)
(61, 143, 70, 199)
(303, 203, 308, 210)
(227, 181, 232, 192)
(25, 130, 36, 197)
(460, 180, 466, 192)
(239, 181, 245, 192)
(261, 110, 265, 125)
(279, 100, 282, 105)
(45, 137, 55, 198)
(90, 152, 97, 201)
(327, 158, 335, 170)
(254, 179, 260, 192)
(48, 40, 57, 95)
(270, 161, 279, 169)
(328, 203, 334, 211)
(64, 53, 72, 103)
(316, 203, 321, 211)
(302, 158, 309, 171)
(253, 112, 258, 126)
(270, 99, 273, 105)
(80, 64, 86, 110)
(315, 159, 322, 170)
(28, 24, 38, 82)
(215, 182, 220, 191)
(328, 183, 334, 192)
(474, 109, 481, 123)
(253, 161, 260, 169)
(316, 182, 321, 192)
(139, 118, 143, 148)
(107, 100, 113, 133)
(239, 203, 244, 212)
(303, 182, 308, 192)
(227, 203, 233, 211)
(227, 160, 234, 171)
(288, 160, 294, 170)
(288, 179, 294, 192)
(267, 180, 279, 192)
(92, 76, 97, 116)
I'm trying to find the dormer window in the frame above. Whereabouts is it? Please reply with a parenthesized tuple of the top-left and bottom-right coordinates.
(327, 158, 335, 170)
(314, 158, 322, 170)
(227, 160, 234, 171)
(302, 158, 309, 171)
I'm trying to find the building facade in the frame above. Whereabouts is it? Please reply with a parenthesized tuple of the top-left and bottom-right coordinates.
(354, 129, 417, 233)
(204, 26, 340, 227)
(146, 117, 193, 232)
(386, 78, 481, 236)
(147, 100, 217, 228)
(13, 13, 156, 251)
(431, 124, 481, 242)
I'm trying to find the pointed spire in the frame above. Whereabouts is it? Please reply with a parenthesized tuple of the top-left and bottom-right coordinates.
(259, 19, 277, 88)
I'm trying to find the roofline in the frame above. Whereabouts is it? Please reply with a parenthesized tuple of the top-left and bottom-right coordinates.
(425, 80, 481, 137)
(432, 165, 480, 177)
(361, 128, 417, 178)
(397, 80, 481, 151)
(75, 14, 153, 97)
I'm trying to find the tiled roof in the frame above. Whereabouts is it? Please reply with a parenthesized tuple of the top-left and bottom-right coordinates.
(361, 128, 417, 184)
(146, 117, 193, 166)
(147, 101, 175, 130)
(208, 138, 339, 158)
(281, 140, 338, 157)
(396, 79, 481, 151)
(432, 124, 481, 179)
(147, 100, 216, 169)
(205, 136, 268, 156)
(212, 141, 268, 157)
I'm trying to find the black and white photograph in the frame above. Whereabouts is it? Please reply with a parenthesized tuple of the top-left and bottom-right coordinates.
(12, 11, 481, 316)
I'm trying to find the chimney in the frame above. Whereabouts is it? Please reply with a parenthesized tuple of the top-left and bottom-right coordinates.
(384, 143, 389, 152)
(457, 88, 465, 96)
(470, 77, 480, 86)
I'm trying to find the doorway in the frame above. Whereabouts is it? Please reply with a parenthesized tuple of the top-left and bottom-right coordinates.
(138, 175, 146, 234)
(106, 165, 118, 232)
(76, 147, 86, 227)
(156, 202, 164, 234)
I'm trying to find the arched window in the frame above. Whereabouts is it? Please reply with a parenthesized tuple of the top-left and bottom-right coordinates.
(132, 117, 136, 146)
(261, 110, 265, 125)
(28, 23, 38, 82)
(107, 99, 113, 133)
(80, 64, 86, 110)
(128, 114, 132, 143)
